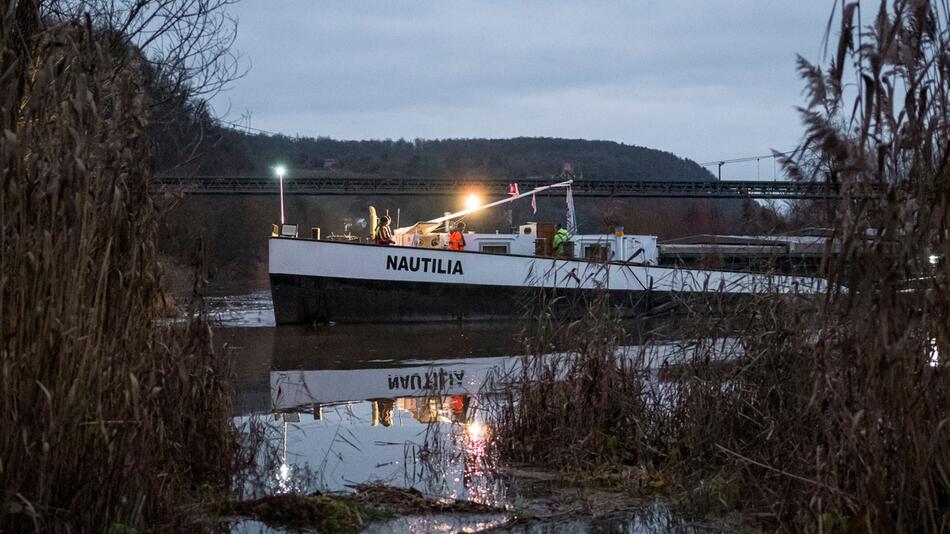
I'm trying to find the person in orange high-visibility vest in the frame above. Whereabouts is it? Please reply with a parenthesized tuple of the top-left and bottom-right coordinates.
(448, 222, 466, 251)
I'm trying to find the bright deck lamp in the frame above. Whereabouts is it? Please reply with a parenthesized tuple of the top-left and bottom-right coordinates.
(464, 193, 481, 212)
(275, 165, 287, 224)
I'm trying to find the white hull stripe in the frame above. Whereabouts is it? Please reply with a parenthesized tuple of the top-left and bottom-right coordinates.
(269, 238, 825, 295)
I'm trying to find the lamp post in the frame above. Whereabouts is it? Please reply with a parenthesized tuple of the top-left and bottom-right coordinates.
(275, 165, 287, 225)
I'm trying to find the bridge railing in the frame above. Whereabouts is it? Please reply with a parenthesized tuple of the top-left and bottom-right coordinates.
(152, 175, 884, 199)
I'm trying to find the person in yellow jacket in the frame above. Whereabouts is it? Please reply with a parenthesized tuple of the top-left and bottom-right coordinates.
(552, 224, 569, 256)
(449, 222, 467, 251)
(374, 215, 395, 245)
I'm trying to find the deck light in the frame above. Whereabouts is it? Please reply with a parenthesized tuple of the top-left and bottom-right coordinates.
(464, 193, 481, 212)
(275, 165, 287, 224)
(929, 254, 939, 265)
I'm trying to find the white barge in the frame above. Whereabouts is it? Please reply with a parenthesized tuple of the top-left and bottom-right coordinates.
(269, 179, 825, 324)
(269, 225, 824, 324)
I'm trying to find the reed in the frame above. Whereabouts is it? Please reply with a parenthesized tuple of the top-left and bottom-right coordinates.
(488, 2, 950, 531)
(1, 15, 242, 533)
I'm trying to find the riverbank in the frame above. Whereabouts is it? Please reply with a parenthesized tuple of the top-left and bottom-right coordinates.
(212, 289, 756, 533)
(219, 475, 744, 533)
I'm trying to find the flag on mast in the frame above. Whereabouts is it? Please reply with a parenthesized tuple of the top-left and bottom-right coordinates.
(565, 186, 577, 234)
(507, 183, 519, 197)
(531, 193, 537, 214)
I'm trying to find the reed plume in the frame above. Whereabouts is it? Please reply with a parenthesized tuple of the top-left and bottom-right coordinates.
(1, 12, 241, 533)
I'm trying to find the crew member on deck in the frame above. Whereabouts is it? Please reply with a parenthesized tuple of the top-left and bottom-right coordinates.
(553, 223, 569, 256)
(449, 222, 466, 251)
(375, 215, 395, 246)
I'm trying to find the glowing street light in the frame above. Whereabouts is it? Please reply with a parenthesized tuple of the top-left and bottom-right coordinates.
(464, 193, 481, 212)
(275, 165, 287, 224)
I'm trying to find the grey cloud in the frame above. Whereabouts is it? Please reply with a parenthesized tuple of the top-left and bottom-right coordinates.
(213, 0, 835, 163)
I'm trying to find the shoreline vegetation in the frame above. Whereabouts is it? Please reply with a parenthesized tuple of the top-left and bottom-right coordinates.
(226, 484, 505, 534)
(0, 6, 245, 532)
(487, 2, 950, 532)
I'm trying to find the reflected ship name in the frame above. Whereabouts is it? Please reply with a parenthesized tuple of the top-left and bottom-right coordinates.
(269, 358, 514, 408)
(389, 368, 466, 391)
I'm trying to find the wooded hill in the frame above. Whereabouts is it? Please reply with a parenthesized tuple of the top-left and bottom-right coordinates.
(158, 127, 715, 182)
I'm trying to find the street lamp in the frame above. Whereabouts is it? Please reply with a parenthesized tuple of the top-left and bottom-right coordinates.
(274, 165, 287, 224)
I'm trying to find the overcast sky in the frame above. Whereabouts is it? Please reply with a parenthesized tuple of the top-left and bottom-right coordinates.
(211, 1, 836, 168)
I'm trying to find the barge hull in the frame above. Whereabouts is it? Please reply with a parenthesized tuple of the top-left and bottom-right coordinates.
(270, 273, 672, 324)
(268, 237, 822, 324)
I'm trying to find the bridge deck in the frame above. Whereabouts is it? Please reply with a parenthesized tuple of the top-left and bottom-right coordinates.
(154, 176, 878, 199)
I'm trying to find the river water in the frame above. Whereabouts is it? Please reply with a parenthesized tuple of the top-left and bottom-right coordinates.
(215, 290, 730, 533)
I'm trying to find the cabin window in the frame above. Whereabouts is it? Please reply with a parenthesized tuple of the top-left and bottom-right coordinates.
(584, 244, 611, 261)
(280, 224, 298, 238)
(480, 244, 509, 255)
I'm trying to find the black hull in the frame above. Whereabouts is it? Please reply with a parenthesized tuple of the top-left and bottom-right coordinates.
(270, 273, 684, 324)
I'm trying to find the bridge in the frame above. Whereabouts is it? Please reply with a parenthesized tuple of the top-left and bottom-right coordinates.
(153, 175, 878, 200)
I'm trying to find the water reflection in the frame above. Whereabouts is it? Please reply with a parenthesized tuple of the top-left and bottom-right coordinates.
(270, 355, 513, 408)
(217, 294, 744, 532)
(222, 320, 740, 501)
(225, 322, 519, 505)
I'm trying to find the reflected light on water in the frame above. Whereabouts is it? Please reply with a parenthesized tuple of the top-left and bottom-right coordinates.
(276, 463, 292, 492)
(466, 420, 486, 441)
(276, 420, 293, 493)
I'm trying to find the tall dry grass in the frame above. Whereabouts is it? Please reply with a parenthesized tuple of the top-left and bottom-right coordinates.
(1, 13, 241, 533)
(489, 2, 950, 531)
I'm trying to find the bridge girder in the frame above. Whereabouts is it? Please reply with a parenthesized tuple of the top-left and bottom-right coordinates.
(153, 176, 879, 200)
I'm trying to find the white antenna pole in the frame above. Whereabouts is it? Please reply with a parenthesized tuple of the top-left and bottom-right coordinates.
(427, 180, 573, 224)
